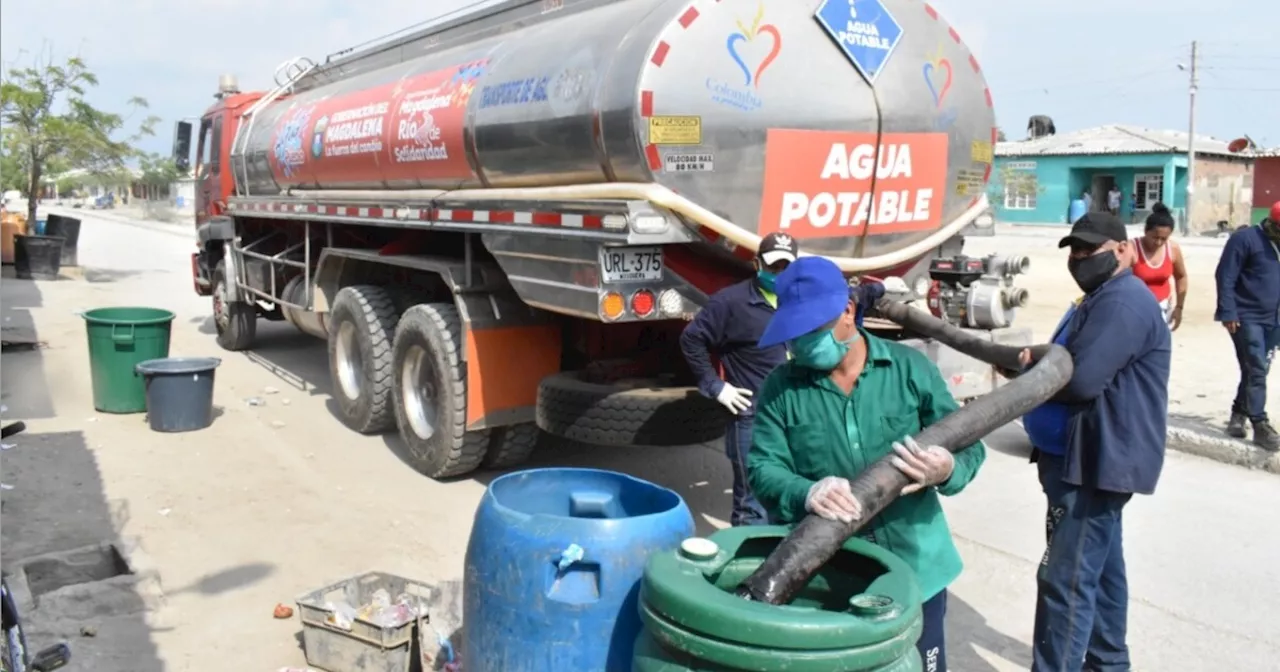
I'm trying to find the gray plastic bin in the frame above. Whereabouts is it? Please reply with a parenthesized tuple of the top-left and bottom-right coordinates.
(296, 571, 443, 672)
(135, 357, 221, 432)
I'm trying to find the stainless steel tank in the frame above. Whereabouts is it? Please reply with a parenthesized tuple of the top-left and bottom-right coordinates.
(232, 0, 995, 259)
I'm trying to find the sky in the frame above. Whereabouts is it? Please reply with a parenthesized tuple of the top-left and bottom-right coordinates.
(2, 0, 1277, 157)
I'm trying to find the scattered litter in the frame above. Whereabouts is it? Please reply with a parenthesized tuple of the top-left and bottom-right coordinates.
(1, 443, 14, 451)
(323, 600, 357, 630)
(322, 589, 429, 632)
(79, 626, 97, 638)
(557, 543, 585, 572)
(0, 484, 13, 491)
(246, 397, 266, 407)
(276, 668, 319, 672)
(273, 603, 294, 619)
(158, 508, 172, 517)
(1, 405, 7, 414)
(85, 417, 98, 423)
(282, 399, 291, 406)
(271, 420, 286, 429)
(264, 386, 280, 395)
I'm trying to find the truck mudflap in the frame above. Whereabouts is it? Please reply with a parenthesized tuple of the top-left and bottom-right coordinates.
(898, 326, 1034, 402)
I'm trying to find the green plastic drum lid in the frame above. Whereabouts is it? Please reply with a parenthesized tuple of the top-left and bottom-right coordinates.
(639, 526, 922, 652)
(632, 628, 923, 672)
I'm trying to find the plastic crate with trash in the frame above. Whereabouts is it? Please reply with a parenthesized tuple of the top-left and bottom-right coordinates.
(295, 571, 458, 672)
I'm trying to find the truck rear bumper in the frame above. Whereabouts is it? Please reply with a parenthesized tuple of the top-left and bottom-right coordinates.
(899, 327, 1034, 402)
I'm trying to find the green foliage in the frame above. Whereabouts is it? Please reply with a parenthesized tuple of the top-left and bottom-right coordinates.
(0, 52, 159, 220)
(137, 153, 184, 187)
(996, 128, 1008, 142)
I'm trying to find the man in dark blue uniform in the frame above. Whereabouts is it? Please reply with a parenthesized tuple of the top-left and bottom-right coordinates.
(1025, 211, 1171, 671)
(680, 232, 797, 526)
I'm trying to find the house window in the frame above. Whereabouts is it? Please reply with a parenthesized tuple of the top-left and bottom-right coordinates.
(1134, 174, 1163, 210)
(1003, 167, 1039, 210)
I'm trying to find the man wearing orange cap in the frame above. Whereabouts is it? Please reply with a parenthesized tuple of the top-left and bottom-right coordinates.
(1214, 202, 1280, 450)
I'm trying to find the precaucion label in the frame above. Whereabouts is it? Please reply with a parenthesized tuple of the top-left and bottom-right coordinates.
(649, 116, 703, 145)
(970, 140, 994, 164)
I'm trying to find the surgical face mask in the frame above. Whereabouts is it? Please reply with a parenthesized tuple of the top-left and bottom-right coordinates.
(788, 328, 860, 371)
(757, 270, 777, 292)
(1067, 250, 1119, 293)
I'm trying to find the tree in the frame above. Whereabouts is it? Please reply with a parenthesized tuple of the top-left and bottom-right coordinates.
(996, 128, 1008, 142)
(0, 53, 159, 222)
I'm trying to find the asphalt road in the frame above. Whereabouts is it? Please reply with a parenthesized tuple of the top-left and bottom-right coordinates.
(7, 209, 1278, 670)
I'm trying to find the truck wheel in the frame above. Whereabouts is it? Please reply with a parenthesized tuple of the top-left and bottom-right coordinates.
(391, 303, 490, 479)
(212, 260, 256, 351)
(328, 285, 399, 434)
(483, 423, 541, 470)
(536, 372, 728, 447)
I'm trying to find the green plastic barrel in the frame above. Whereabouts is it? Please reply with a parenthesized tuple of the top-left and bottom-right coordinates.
(82, 307, 175, 413)
(635, 526, 923, 672)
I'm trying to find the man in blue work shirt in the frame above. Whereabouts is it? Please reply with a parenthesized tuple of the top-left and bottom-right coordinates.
(1022, 211, 1171, 672)
(680, 232, 797, 526)
(1215, 201, 1280, 450)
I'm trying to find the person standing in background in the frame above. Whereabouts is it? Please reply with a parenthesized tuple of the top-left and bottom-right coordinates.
(1127, 192, 1137, 224)
(1132, 203, 1189, 330)
(1215, 202, 1280, 450)
(1082, 189, 1093, 213)
(1107, 186, 1122, 216)
(680, 232, 797, 526)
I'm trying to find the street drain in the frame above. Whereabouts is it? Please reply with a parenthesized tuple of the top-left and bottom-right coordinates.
(23, 544, 133, 597)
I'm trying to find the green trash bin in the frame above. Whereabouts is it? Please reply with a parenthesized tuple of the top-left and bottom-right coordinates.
(82, 307, 176, 413)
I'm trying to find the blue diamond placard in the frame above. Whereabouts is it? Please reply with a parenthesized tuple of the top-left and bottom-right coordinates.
(815, 0, 904, 83)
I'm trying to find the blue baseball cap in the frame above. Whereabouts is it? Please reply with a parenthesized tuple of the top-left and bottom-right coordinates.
(757, 256, 851, 348)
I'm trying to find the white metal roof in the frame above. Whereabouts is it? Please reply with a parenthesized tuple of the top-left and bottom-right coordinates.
(996, 124, 1247, 159)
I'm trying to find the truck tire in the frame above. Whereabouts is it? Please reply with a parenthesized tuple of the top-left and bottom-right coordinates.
(483, 423, 540, 469)
(212, 260, 256, 351)
(328, 285, 399, 434)
(391, 303, 490, 479)
(536, 372, 728, 446)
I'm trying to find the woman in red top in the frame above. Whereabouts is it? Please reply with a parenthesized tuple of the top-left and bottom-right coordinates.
(1132, 203, 1189, 330)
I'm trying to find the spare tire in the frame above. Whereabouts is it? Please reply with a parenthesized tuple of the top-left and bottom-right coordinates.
(536, 372, 728, 447)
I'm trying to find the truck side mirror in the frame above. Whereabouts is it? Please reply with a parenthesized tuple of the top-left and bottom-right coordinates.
(173, 121, 193, 173)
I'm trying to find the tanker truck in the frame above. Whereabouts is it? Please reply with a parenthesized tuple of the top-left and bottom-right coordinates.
(173, 0, 1032, 480)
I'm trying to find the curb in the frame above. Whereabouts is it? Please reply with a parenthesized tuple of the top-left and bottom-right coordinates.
(1166, 426, 1280, 474)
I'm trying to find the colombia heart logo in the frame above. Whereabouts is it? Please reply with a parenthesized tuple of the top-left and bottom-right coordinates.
(922, 56, 953, 108)
(726, 4, 782, 89)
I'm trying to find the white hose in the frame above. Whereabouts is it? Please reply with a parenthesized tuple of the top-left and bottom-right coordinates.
(285, 184, 990, 273)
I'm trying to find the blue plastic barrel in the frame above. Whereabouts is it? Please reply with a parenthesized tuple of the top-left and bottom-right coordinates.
(34, 218, 47, 235)
(1068, 199, 1087, 224)
(463, 468, 695, 672)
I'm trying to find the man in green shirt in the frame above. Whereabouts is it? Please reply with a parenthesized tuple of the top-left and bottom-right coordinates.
(748, 256, 986, 671)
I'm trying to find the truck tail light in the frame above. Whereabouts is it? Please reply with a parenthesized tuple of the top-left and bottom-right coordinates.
(630, 290, 656, 318)
(601, 292, 626, 320)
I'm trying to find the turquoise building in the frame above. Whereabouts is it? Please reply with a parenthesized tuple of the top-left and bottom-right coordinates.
(993, 125, 1254, 232)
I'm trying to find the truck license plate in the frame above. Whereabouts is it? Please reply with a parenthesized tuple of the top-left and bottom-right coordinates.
(600, 247, 663, 283)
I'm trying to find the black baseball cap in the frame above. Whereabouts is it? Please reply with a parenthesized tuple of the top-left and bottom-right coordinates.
(759, 232, 798, 266)
(1058, 212, 1128, 249)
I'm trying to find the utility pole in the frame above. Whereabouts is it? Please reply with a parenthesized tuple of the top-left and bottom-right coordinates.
(1185, 41, 1199, 235)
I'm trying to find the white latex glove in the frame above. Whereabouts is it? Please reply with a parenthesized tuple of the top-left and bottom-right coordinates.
(805, 476, 862, 524)
(715, 382, 753, 415)
(891, 436, 955, 495)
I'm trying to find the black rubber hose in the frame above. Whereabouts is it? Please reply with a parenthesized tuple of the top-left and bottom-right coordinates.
(735, 299, 1074, 605)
